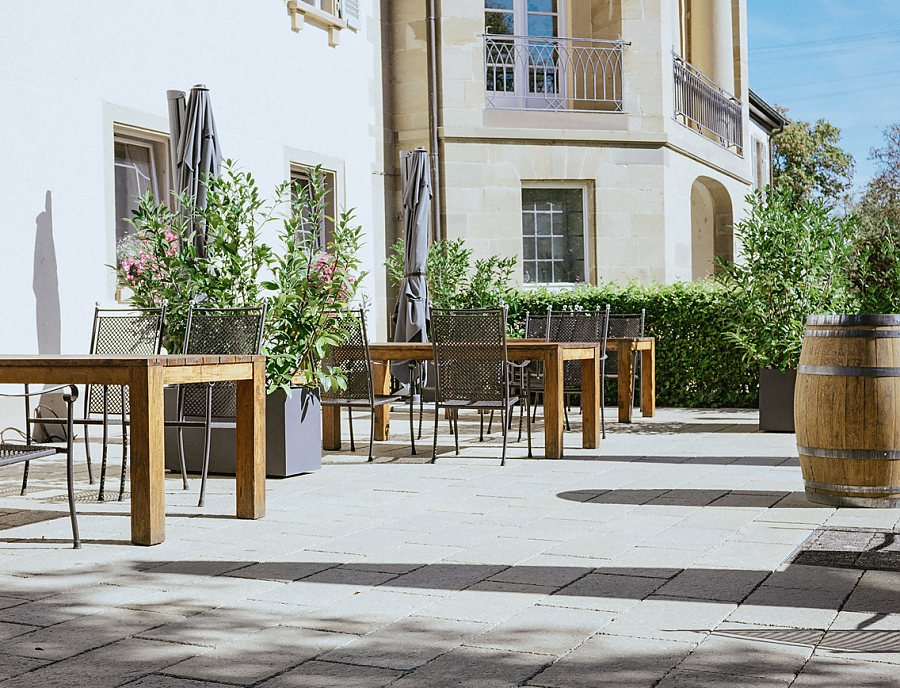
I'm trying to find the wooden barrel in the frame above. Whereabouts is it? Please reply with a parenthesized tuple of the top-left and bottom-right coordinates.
(795, 314, 900, 507)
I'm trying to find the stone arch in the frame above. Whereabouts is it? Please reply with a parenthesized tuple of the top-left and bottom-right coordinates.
(690, 176, 733, 280)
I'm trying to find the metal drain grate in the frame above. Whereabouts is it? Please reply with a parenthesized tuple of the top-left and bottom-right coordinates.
(785, 526, 900, 571)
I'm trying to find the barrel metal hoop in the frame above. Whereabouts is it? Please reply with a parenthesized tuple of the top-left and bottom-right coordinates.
(797, 364, 900, 377)
(806, 314, 900, 327)
(797, 445, 900, 460)
(803, 329, 900, 339)
(804, 479, 900, 495)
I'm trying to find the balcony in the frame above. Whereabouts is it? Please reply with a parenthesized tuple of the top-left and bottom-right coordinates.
(483, 35, 627, 113)
(673, 54, 742, 155)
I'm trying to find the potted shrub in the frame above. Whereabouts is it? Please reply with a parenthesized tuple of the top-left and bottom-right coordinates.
(794, 219, 900, 507)
(114, 162, 366, 476)
(718, 188, 855, 432)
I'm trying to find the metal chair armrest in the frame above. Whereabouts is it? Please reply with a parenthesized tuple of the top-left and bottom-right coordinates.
(1, 384, 79, 403)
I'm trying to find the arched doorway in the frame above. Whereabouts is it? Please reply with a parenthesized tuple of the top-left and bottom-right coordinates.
(690, 176, 732, 280)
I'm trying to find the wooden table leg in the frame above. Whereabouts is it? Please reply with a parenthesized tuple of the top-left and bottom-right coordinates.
(236, 358, 266, 520)
(322, 406, 341, 450)
(581, 348, 600, 448)
(130, 365, 165, 546)
(618, 342, 635, 423)
(641, 342, 656, 417)
(373, 360, 391, 441)
(544, 348, 564, 458)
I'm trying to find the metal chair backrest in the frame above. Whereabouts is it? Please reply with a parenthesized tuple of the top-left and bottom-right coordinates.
(524, 307, 551, 378)
(548, 307, 610, 388)
(430, 308, 509, 404)
(320, 310, 375, 404)
(86, 304, 166, 416)
(180, 303, 267, 417)
(606, 309, 645, 376)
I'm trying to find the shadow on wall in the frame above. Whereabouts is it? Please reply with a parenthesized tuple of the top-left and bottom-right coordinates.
(33, 190, 61, 355)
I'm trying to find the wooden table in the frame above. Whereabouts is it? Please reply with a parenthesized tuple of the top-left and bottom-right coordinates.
(322, 341, 603, 459)
(607, 337, 656, 423)
(0, 354, 266, 546)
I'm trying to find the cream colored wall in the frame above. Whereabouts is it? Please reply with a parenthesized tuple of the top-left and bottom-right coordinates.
(388, 0, 753, 290)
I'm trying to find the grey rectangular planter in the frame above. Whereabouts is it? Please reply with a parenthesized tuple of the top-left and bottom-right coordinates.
(759, 367, 796, 433)
(164, 386, 321, 478)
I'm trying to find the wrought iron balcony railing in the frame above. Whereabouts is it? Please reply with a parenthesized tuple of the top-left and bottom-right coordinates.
(673, 54, 742, 155)
(483, 35, 627, 112)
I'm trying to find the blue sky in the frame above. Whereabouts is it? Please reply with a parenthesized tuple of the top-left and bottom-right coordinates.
(748, 0, 900, 194)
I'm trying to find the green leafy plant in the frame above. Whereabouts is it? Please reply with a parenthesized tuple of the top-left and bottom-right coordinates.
(848, 220, 900, 315)
(716, 187, 856, 371)
(506, 280, 759, 408)
(113, 161, 367, 395)
(386, 237, 516, 310)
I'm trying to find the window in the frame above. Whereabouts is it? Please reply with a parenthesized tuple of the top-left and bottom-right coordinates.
(290, 166, 337, 249)
(485, 0, 565, 108)
(522, 187, 587, 284)
(113, 131, 169, 265)
(287, 0, 359, 44)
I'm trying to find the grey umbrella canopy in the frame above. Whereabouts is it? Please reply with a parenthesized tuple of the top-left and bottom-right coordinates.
(391, 148, 432, 386)
(167, 84, 221, 258)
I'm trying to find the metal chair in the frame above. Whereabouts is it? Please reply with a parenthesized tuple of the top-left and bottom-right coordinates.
(2, 385, 81, 548)
(606, 309, 646, 410)
(167, 303, 267, 507)
(512, 307, 550, 441)
(25, 304, 166, 502)
(320, 309, 411, 461)
(430, 307, 530, 466)
(548, 306, 611, 439)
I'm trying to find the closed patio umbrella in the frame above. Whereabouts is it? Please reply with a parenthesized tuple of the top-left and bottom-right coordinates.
(167, 84, 221, 258)
(391, 148, 432, 387)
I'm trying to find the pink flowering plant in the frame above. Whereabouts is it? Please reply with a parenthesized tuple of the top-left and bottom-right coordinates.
(112, 162, 365, 394)
(263, 167, 366, 394)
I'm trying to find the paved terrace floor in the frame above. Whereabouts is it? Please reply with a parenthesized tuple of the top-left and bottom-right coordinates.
(1, 407, 899, 687)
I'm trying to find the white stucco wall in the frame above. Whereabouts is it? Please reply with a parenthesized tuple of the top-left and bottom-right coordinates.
(0, 0, 385, 431)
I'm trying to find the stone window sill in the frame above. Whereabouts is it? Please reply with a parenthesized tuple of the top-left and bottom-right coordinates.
(287, 1, 348, 47)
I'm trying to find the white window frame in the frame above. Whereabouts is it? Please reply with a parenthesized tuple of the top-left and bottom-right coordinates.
(484, 0, 568, 110)
(521, 182, 590, 287)
(290, 165, 338, 249)
(113, 128, 170, 257)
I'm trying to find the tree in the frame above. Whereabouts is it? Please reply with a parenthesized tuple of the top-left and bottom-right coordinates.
(772, 107, 854, 207)
(856, 123, 900, 234)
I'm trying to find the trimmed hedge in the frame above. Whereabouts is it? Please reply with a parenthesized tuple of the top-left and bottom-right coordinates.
(506, 281, 758, 408)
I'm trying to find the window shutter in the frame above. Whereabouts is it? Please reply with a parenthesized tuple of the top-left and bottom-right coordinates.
(341, 0, 360, 29)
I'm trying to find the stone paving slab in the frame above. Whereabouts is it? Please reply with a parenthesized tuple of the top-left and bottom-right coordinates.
(1, 408, 900, 686)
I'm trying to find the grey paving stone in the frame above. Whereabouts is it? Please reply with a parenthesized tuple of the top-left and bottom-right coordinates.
(417, 586, 545, 624)
(653, 568, 769, 603)
(468, 605, 614, 656)
(4, 608, 183, 660)
(136, 601, 291, 648)
(842, 570, 900, 615)
(256, 660, 403, 687)
(223, 560, 340, 582)
(486, 560, 593, 588)
(655, 668, 791, 687)
(675, 631, 812, 681)
(283, 588, 441, 635)
(166, 626, 357, 683)
(792, 654, 900, 687)
(378, 563, 508, 594)
(763, 564, 863, 593)
(0, 653, 51, 682)
(725, 586, 842, 629)
(321, 616, 489, 670)
(544, 572, 666, 612)
(123, 677, 236, 688)
(599, 597, 734, 643)
(527, 634, 695, 687)
(390, 645, 554, 688)
(1, 637, 204, 688)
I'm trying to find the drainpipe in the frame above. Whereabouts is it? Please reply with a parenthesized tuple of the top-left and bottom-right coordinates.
(426, 0, 443, 242)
